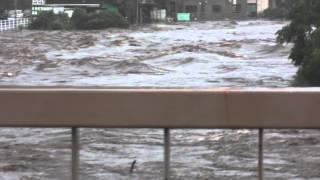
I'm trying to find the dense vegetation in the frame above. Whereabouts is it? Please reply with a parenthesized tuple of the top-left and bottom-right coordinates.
(29, 8, 129, 30)
(263, 0, 297, 19)
(71, 9, 128, 30)
(277, 0, 320, 86)
(29, 11, 71, 30)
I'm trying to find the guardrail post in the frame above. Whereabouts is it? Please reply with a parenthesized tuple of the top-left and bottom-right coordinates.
(164, 128, 171, 180)
(258, 128, 264, 180)
(72, 127, 79, 180)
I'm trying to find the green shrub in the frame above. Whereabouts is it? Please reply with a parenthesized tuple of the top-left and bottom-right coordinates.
(71, 8, 129, 30)
(70, 8, 88, 30)
(29, 11, 71, 30)
(262, 0, 298, 19)
(263, 8, 287, 19)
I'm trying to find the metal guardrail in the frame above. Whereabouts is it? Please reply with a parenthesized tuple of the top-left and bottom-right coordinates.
(0, 18, 30, 32)
(1, 87, 320, 180)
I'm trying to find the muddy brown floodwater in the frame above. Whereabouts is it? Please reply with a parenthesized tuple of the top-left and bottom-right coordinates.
(0, 20, 319, 180)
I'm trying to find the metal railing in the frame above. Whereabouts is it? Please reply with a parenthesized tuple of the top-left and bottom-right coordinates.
(0, 18, 30, 32)
(1, 87, 320, 180)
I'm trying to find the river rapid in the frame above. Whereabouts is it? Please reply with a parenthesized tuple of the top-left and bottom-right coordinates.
(0, 20, 320, 180)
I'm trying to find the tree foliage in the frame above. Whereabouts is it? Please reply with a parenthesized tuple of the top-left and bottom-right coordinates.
(263, 0, 299, 19)
(277, 0, 320, 86)
(29, 8, 129, 31)
(71, 8, 129, 30)
(29, 11, 71, 30)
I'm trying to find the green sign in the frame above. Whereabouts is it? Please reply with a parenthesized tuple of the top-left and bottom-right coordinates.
(177, 13, 191, 21)
(102, 3, 119, 14)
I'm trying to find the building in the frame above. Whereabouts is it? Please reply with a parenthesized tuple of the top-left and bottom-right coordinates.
(45, 0, 165, 24)
(256, 0, 269, 13)
(166, 0, 270, 20)
(247, 0, 269, 17)
(32, 0, 98, 17)
(121, 0, 166, 24)
(0, 0, 32, 10)
(0, 0, 32, 19)
(31, 0, 160, 24)
(32, 0, 126, 18)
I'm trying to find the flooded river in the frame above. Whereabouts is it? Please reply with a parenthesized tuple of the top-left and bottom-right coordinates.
(0, 20, 319, 180)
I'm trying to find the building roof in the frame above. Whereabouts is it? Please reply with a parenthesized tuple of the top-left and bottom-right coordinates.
(44, 4, 100, 7)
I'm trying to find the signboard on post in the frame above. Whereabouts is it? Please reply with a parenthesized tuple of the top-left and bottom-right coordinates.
(177, 13, 191, 21)
(32, 0, 45, 5)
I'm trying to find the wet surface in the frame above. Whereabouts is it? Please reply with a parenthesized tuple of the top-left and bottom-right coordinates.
(0, 20, 295, 87)
(0, 20, 319, 180)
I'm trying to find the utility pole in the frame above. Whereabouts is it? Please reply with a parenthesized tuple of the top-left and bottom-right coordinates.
(140, 2, 143, 24)
(136, 0, 139, 24)
(175, 0, 178, 16)
(14, 0, 17, 27)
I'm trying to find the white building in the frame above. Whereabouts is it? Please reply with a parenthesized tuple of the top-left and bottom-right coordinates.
(256, 0, 269, 13)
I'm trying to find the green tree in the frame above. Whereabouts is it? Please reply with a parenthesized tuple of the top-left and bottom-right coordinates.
(277, 0, 320, 86)
(29, 11, 71, 30)
(264, 0, 300, 19)
(71, 8, 129, 30)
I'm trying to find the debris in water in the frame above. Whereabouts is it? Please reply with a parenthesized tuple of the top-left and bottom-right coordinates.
(130, 160, 137, 173)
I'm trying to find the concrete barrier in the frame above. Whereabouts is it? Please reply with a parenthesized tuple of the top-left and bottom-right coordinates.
(0, 87, 319, 129)
(1, 87, 319, 180)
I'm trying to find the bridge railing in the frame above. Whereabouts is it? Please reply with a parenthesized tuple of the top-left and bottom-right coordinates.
(0, 87, 320, 180)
